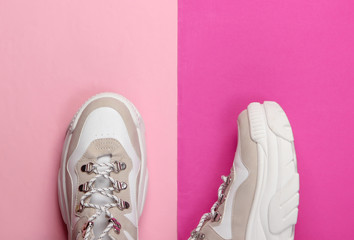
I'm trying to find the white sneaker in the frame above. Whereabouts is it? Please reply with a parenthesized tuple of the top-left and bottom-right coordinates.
(189, 101, 299, 240)
(58, 93, 148, 240)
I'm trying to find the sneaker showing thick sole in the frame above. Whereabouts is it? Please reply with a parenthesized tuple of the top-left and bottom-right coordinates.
(58, 92, 148, 240)
(188, 101, 299, 240)
(245, 101, 299, 240)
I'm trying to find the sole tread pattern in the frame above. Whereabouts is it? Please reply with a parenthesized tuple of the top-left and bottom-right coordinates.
(246, 101, 299, 240)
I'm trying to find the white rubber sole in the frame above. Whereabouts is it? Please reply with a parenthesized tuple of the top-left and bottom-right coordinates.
(58, 92, 149, 240)
(246, 102, 299, 240)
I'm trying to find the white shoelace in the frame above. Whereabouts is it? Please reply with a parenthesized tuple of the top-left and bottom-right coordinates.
(78, 161, 128, 240)
(189, 175, 231, 240)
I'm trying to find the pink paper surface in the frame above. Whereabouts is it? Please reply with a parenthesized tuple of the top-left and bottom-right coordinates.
(0, 0, 176, 239)
(178, 0, 354, 239)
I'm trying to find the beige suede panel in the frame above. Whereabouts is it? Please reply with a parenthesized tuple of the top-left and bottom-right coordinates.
(72, 216, 95, 240)
(202, 225, 226, 240)
(197, 171, 234, 240)
(65, 97, 141, 224)
(209, 170, 234, 226)
(197, 110, 258, 240)
(72, 138, 137, 240)
(231, 110, 258, 240)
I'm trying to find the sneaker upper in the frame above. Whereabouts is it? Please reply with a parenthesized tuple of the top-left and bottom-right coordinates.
(189, 110, 258, 240)
(59, 93, 147, 240)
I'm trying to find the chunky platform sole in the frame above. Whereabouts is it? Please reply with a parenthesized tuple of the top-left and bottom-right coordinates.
(245, 101, 299, 240)
(58, 93, 148, 240)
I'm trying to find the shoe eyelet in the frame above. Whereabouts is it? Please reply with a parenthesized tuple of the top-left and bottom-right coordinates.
(78, 182, 91, 192)
(114, 161, 126, 172)
(114, 181, 128, 192)
(75, 204, 84, 213)
(81, 162, 94, 173)
(109, 218, 121, 234)
(118, 200, 130, 210)
(82, 221, 94, 238)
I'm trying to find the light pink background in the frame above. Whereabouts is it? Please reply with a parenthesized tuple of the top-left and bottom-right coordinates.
(178, 0, 354, 239)
(0, 0, 176, 239)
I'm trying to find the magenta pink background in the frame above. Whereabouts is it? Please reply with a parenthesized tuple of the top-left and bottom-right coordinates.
(178, 0, 354, 239)
(0, 0, 176, 239)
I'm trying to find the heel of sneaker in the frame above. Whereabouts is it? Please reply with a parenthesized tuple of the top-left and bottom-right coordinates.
(263, 101, 294, 142)
(264, 101, 299, 239)
(247, 102, 268, 155)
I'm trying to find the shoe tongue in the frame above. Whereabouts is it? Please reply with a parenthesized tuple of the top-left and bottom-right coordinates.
(90, 155, 112, 240)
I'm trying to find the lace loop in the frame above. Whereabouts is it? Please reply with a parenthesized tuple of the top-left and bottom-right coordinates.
(113, 181, 127, 192)
(109, 218, 122, 233)
(81, 162, 94, 173)
(79, 182, 91, 193)
(113, 161, 126, 172)
(189, 175, 232, 240)
(78, 161, 128, 240)
(82, 221, 94, 238)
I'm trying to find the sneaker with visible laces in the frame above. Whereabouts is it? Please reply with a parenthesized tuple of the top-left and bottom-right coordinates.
(189, 102, 300, 240)
(58, 93, 148, 240)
